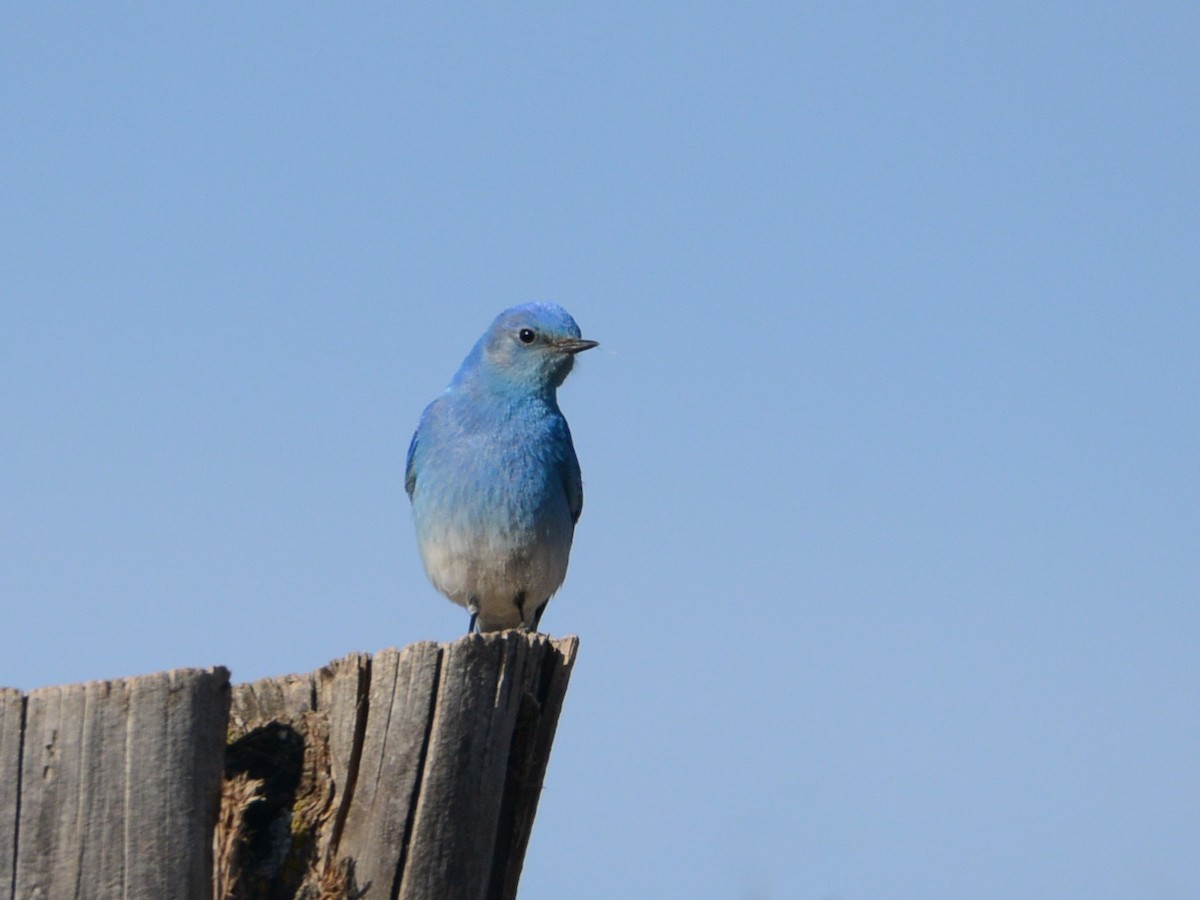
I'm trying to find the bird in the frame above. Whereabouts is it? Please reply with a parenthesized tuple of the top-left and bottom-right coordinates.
(405, 303, 597, 632)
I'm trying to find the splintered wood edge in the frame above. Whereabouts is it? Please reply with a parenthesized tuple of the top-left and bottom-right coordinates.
(1, 636, 578, 900)
(216, 633, 580, 900)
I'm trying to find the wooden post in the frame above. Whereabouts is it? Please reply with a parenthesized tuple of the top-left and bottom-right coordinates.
(2, 669, 231, 900)
(1, 632, 579, 900)
(2, 687, 27, 899)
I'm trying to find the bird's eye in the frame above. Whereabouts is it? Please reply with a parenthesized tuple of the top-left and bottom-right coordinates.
(518, 328, 537, 344)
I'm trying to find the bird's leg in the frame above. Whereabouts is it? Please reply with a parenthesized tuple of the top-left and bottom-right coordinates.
(530, 600, 549, 633)
(514, 591, 530, 631)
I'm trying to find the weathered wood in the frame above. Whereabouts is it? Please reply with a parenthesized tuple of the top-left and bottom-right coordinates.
(219, 651, 373, 897)
(1, 687, 24, 900)
(487, 634, 578, 900)
(2, 633, 577, 900)
(11, 668, 231, 900)
(217, 632, 579, 900)
(337, 642, 442, 897)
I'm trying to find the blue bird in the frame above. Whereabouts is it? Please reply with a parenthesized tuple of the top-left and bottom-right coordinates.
(405, 303, 597, 632)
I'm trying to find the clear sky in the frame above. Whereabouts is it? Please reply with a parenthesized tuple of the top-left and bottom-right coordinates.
(2, 4, 1197, 898)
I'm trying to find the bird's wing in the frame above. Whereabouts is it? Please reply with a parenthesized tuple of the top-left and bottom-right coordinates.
(404, 427, 420, 499)
(560, 423, 584, 525)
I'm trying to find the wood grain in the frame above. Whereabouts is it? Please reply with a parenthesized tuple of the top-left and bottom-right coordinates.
(11, 668, 230, 900)
(219, 632, 578, 900)
(1, 687, 24, 900)
(3, 632, 576, 900)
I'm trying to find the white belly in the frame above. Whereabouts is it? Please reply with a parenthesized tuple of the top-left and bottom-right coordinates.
(417, 522, 572, 629)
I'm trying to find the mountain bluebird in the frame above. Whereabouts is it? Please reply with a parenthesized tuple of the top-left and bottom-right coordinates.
(405, 303, 597, 632)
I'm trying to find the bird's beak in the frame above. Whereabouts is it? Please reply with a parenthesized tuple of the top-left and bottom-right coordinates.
(558, 338, 599, 354)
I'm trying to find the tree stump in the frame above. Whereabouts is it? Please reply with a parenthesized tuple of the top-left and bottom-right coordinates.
(1, 632, 579, 900)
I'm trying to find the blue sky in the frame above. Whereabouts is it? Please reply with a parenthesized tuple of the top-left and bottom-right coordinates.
(2, 4, 1197, 898)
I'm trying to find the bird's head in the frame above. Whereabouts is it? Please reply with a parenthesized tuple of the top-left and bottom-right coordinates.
(462, 303, 598, 393)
